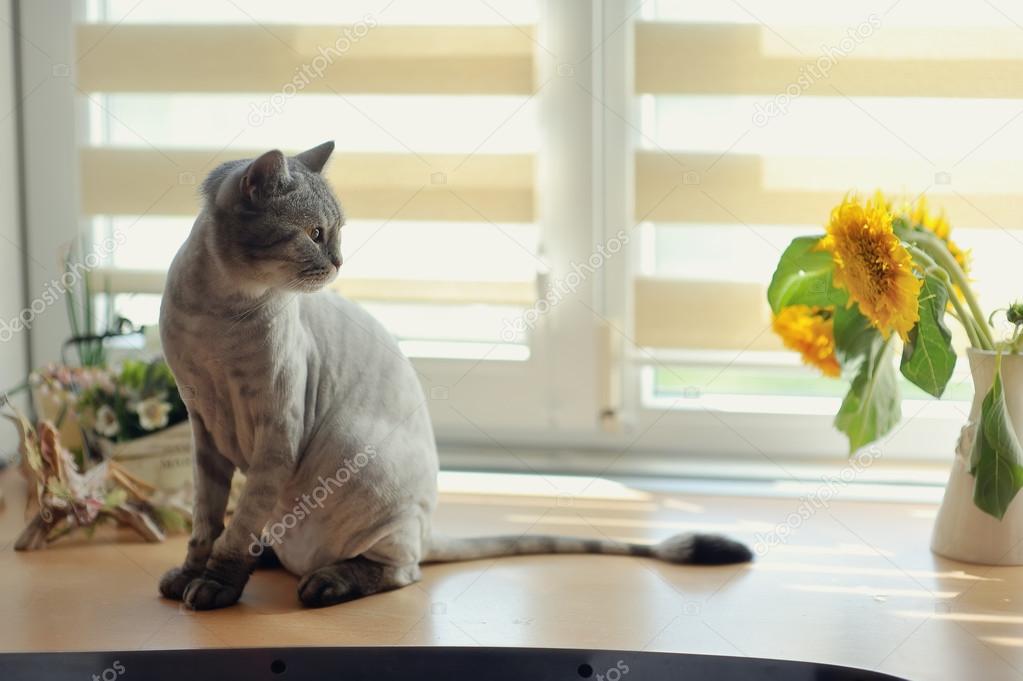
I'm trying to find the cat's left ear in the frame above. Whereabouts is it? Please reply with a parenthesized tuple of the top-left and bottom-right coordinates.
(241, 149, 291, 205)
(295, 141, 335, 174)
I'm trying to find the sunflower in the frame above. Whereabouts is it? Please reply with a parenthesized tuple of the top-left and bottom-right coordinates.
(817, 193, 921, 340)
(908, 195, 970, 274)
(772, 305, 841, 378)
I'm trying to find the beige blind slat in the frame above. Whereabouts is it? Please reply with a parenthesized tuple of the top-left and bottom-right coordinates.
(634, 278, 780, 351)
(633, 278, 972, 354)
(636, 22, 1023, 98)
(81, 148, 534, 222)
(636, 151, 1022, 228)
(88, 268, 535, 306)
(76, 24, 535, 95)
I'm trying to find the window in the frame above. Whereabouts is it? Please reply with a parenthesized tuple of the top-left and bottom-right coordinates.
(623, 0, 1023, 461)
(80, 0, 539, 360)
(19, 0, 1020, 467)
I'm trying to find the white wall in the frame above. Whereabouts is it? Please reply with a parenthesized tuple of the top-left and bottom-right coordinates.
(0, 0, 29, 453)
(18, 0, 77, 367)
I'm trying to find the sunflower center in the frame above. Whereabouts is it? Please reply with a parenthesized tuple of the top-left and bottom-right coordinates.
(849, 227, 894, 299)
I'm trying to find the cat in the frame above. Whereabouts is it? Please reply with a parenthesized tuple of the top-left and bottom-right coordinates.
(157, 141, 753, 610)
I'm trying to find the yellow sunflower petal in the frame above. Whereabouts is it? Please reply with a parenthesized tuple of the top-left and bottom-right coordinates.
(772, 305, 841, 378)
(818, 193, 921, 340)
(908, 195, 970, 274)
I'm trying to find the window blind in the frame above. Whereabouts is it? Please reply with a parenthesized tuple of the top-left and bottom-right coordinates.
(76, 0, 540, 360)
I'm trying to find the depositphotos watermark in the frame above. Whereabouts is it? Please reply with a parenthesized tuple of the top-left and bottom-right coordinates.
(248, 16, 378, 126)
(752, 14, 881, 127)
(753, 445, 880, 556)
(500, 230, 629, 342)
(91, 660, 126, 681)
(248, 445, 377, 556)
(588, 660, 630, 681)
(0, 232, 127, 344)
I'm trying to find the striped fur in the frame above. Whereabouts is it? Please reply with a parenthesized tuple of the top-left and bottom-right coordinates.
(424, 532, 753, 565)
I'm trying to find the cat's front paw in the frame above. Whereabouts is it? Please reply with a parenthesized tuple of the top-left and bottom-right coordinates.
(182, 576, 244, 610)
(159, 565, 202, 601)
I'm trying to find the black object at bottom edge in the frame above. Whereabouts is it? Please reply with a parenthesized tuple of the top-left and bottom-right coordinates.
(0, 646, 911, 680)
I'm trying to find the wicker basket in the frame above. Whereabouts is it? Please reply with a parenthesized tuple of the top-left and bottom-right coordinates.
(101, 421, 194, 494)
(100, 421, 245, 511)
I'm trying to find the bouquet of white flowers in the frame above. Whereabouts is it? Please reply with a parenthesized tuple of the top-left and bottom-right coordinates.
(73, 358, 187, 444)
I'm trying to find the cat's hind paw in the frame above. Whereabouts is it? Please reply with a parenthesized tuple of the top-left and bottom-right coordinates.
(182, 576, 244, 610)
(297, 557, 418, 608)
(297, 566, 360, 608)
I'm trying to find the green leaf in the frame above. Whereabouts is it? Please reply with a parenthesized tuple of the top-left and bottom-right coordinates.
(835, 335, 901, 453)
(972, 358, 1023, 520)
(120, 360, 146, 389)
(142, 360, 158, 396)
(103, 487, 128, 510)
(833, 304, 875, 369)
(767, 236, 847, 314)
(831, 305, 900, 453)
(153, 506, 190, 534)
(900, 275, 956, 398)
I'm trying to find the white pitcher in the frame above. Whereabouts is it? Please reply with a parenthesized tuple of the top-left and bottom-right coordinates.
(931, 348, 1023, 565)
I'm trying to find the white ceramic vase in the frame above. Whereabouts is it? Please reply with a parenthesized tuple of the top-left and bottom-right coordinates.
(931, 348, 1023, 565)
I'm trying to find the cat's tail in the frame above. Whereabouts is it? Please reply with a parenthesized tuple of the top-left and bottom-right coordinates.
(422, 532, 752, 566)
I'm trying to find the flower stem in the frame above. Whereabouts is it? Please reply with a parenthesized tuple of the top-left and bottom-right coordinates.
(905, 244, 987, 349)
(908, 231, 995, 349)
(947, 281, 986, 349)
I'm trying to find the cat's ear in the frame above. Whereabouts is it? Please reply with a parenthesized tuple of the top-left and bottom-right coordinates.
(241, 149, 290, 204)
(295, 141, 335, 174)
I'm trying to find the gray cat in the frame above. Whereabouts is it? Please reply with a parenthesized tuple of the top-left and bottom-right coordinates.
(158, 141, 752, 610)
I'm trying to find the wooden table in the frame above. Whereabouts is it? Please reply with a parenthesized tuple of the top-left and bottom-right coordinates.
(0, 468, 1020, 681)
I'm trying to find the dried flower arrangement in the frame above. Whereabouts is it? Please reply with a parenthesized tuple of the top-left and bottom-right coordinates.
(2, 399, 189, 550)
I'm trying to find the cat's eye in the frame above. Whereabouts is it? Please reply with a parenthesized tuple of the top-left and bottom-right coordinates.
(308, 227, 322, 242)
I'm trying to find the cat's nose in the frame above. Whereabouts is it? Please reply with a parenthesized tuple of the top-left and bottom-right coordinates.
(330, 253, 342, 269)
